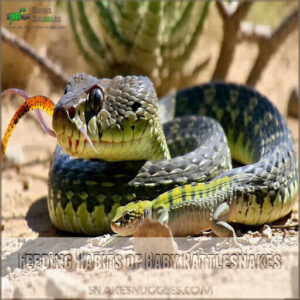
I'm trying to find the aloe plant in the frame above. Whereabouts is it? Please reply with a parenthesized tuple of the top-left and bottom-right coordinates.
(68, 1, 210, 95)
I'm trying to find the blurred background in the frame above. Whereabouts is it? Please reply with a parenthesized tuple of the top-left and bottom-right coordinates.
(1, 1, 299, 237)
(2, 1, 298, 97)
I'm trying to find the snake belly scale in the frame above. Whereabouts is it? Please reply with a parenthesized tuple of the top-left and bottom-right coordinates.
(48, 73, 298, 236)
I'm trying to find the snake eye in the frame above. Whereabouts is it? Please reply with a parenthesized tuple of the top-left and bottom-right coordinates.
(88, 87, 104, 113)
(122, 212, 131, 223)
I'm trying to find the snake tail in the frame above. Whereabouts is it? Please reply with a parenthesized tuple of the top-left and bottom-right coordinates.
(1, 95, 55, 160)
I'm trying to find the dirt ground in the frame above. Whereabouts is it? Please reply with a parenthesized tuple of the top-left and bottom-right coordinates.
(1, 4, 299, 299)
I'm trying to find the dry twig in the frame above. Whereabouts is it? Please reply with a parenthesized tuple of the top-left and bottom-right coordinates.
(212, 1, 253, 80)
(213, 3, 298, 87)
(243, 8, 299, 86)
(1, 27, 68, 86)
(2, 157, 51, 171)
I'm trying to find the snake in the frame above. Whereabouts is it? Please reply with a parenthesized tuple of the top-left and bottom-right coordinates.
(46, 73, 298, 237)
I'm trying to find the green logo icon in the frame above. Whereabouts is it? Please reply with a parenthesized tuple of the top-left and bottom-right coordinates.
(7, 8, 30, 25)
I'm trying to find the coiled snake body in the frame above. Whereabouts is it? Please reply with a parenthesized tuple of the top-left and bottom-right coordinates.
(48, 73, 298, 236)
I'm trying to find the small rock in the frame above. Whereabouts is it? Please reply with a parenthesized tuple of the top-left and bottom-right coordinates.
(91, 238, 100, 247)
(133, 218, 177, 251)
(283, 229, 292, 237)
(262, 225, 272, 238)
(252, 231, 261, 237)
(6, 266, 11, 274)
(133, 218, 178, 268)
(23, 180, 29, 190)
(291, 216, 298, 222)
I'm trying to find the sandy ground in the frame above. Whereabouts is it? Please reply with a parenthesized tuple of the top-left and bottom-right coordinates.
(1, 235, 299, 298)
(1, 4, 299, 299)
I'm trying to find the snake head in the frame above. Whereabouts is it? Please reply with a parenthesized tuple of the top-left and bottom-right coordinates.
(52, 73, 169, 161)
(111, 201, 152, 236)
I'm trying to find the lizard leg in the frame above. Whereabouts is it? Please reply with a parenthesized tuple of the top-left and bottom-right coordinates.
(211, 202, 246, 249)
(157, 208, 169, 225)
(211, 202, 236, 237)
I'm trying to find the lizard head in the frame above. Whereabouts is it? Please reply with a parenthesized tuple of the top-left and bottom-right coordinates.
(111, 201, 152, 236)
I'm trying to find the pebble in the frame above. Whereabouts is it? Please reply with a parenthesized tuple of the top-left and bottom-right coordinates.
(291, 216, 298, 222)
(261, 225, 272, 238)
(252, 231, 261, 237)
(91, 238, 100, 247)
(288, 230, 296, 237)
(23, 180, 29, 190)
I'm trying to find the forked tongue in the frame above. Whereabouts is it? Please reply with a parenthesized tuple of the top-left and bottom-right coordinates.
(1, 89, 99, 161)
(1, 90, 56, 160)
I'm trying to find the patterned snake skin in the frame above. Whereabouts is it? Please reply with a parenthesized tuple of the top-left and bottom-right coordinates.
(48, 74, 298, 235)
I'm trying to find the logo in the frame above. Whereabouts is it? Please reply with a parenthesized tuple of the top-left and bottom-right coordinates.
(6, 8, 30, 25)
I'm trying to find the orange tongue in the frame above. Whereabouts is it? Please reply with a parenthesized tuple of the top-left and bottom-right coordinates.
(1, 95, 55, 160)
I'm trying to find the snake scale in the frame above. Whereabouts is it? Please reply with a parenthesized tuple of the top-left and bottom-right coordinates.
(48, 73, 298, 236)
